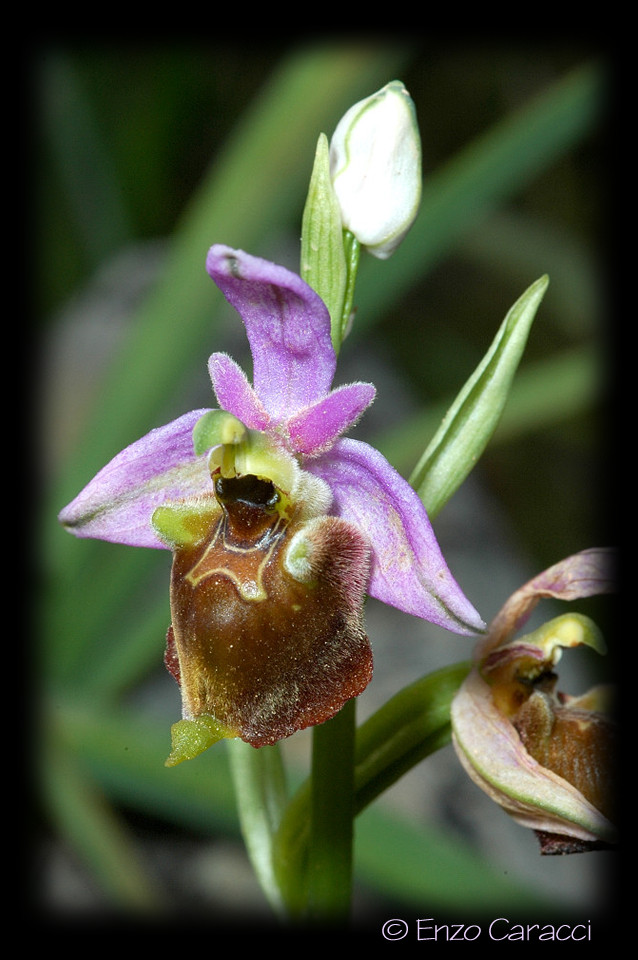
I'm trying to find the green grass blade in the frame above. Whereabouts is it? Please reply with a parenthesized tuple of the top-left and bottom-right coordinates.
(41, 729, 162, 912)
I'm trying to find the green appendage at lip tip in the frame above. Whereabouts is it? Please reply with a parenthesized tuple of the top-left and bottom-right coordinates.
(165, 715, 237, 767)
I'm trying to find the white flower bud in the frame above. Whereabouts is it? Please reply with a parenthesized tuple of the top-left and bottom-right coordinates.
(329, 80, 422, 259)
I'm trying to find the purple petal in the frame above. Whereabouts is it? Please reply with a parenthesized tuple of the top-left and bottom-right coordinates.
(58, 410, 213, 548)
(208, 352, 270, 431)
(306, 438, 485, 635)
(484, 547, 616, 654)
(286, 382, 376, 456)
(206, 245, 336, 419)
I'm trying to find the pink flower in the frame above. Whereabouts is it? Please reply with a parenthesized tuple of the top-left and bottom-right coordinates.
(60, 245, 483, 754)
(61, 245, 482, 634)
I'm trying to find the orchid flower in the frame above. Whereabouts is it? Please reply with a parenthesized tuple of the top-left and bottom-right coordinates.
(451, 548, 616, 853)
(60, 244, 484, 757)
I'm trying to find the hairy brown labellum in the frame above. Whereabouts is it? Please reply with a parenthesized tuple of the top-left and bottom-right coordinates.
(165, 474, 372, 747)
(513, 690, 617, 835)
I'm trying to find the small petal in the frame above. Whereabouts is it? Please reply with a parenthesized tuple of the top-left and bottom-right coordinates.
(482, 547, 616, 657)
(306, 438, 484, 635)
(206, 245, 336, 420)
(208, 352, 270, 431)
(58, 410, 212, 548)
(286, 381, 376, 456)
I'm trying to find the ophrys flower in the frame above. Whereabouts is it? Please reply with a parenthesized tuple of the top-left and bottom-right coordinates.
(60, 245, 483, 757)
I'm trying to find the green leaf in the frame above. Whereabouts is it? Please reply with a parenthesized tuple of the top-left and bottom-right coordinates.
(354, 806, 554, 915)
(55, 698, 563, 917)
(41, 53, 133, 271)
(42, 717, 163, 912)
(53, 700, 240, 835)
(410, 275, 549, 518)
(374, 346, 599, 479)
(354, 661, 471, 810)
(226, 739, 288, 917)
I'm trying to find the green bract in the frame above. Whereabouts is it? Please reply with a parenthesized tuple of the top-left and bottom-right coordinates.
(300, 133, 348, 351)
(411, 275, 549, 519)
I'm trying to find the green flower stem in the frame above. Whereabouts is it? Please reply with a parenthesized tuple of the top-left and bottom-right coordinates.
(295, 136, 362, 923)
(273, 662, 471, 919)
(307, 698, 356, 923)
(299, 229, 362, 923)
